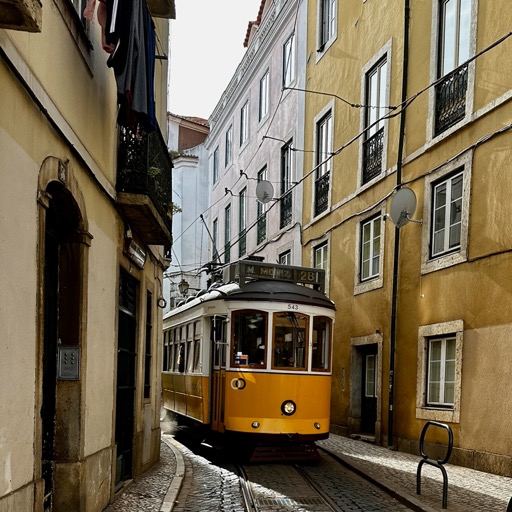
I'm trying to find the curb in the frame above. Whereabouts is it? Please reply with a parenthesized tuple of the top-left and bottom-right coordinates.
(160, 435, 186, 512)
(318, 445, 439, 512)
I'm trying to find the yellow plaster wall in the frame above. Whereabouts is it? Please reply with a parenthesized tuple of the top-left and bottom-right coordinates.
(0, 127, 39, 497)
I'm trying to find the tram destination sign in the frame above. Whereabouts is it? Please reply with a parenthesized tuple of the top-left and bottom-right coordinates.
(228, 261, 325, 292)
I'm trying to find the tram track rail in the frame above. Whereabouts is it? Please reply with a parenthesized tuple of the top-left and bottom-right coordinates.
(236, 462, 345, 512)
(236, 465, 260, 512)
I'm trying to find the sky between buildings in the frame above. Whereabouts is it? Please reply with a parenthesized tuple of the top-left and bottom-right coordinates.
(168, 0, 263, 120)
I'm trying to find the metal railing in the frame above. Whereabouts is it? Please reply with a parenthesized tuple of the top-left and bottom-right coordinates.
(416, 421, 453, 509)
(314, 171, 330, 217)
(362, 128, 384, 184)
(257, 215, 266, 244)
(435, 65, 468, 135)
(280, 190, 292, 228)
(116, 124, 173, 232)
(238, 230, 246, 258)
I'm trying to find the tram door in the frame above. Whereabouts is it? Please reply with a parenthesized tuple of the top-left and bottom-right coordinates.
(361, 345, 378, 435)
(211, 316, 227, 432)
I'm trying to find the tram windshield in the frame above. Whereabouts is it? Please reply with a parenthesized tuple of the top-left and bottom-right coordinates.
(232, 310, 268, 368)
(273, 312, 309, 369)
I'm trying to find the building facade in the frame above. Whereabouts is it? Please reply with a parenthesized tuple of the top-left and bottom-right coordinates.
(0, 0, 175, 510)
(206, 0, 308, 269)
(165, 113, 210, 311)
(302, 0, 512, 476)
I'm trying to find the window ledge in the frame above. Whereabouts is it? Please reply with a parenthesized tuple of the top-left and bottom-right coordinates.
(416, 406, 460, 424)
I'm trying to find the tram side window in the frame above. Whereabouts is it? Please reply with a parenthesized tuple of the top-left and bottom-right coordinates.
(163, 330, 169, 371)
(178, 326, 186, 373)
(273, 312, 309, 369)
(170, 330, 175, 371)
(232, 310, 267, 368)
(312, 316, 332, 371)
(186, 323, 194, 372)
(171, 328, 179, 371)
(193, 320, 201, 372)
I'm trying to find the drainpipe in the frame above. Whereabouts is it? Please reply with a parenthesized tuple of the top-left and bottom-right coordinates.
(388, 0, 410, 449)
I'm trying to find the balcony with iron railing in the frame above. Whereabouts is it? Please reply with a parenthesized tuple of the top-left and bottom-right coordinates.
(314, 172, 330, 217)
(257, 214, 266, 245)
(116, 124, 173, 248)
(238, 230, 247, 258)
(362, 128, 384, 184)
(435, 65, 468, 135)
(280, 190, 292, 229)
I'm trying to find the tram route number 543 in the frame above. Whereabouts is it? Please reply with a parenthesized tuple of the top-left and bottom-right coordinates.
(287, 304, 299, 310)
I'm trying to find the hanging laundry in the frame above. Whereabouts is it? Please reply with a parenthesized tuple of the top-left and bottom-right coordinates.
(85, 0, 157, 131)
(109, 0, 156, 131)
(83, 0, 116, 53)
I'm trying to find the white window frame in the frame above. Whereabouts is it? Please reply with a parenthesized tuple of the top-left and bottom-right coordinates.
(358, 41, 392, 189)
(257, 168, 267, 244)
(225, 125, 233, 167)
(317, 0, 337, 56)
(421, 150, 472, 274)
(283, 33, 296, 87)
(239, 188, 247, 257)
(316, 110, 333, 178)
(365, 354, 377, 398)
(212, 146, 219, 184)
(224, 204, 231, 264)
(281, 139, 294, 193)
(311, 235, 330, 292)
(314, 242, 328, 271)
(259, 70, 270, 122)
(417, 320, 464, 423)
(279, 249, 292, 266)
(426, 0, 477, 143)
(354, 209, 385, 295)
(427, 336, 456, 406)
(239, 188, 247, 233)
(431, 171, 464, 258)
(257, 167, 267, 219)
(212, 218, 219, 262)
(240, 101, 249, 146)
(312, 102, 334, 219)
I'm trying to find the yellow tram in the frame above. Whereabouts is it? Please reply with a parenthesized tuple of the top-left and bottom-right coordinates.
(162, 261, 336, 459)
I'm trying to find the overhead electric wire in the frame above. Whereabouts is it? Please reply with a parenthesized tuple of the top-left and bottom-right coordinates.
(169, 24, 512, 278)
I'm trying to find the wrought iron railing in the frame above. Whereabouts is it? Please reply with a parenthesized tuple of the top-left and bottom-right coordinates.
(362, 128, 384, 184)
(280, 190, 292, 229)
(435, 65, 468, 135)
(314, 171, 330, 217)
(116, 124, 173, 232)
(257, 215, 266, 244)
(238, 230, 246, 257)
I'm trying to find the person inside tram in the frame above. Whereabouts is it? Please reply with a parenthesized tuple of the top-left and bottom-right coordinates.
(274, 336, 292, 366)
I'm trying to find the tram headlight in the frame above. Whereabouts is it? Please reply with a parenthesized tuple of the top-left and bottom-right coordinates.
(281, 400, 296, 416)
(251, 421, 260, 429)
(314, 422, 321, 430)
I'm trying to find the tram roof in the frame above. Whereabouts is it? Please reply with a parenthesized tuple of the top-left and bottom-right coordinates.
(165, 279, 335, 319)
(227, 280, 335, 309)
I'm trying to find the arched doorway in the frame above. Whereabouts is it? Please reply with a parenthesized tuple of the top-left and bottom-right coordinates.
(37, 158, 91, 511)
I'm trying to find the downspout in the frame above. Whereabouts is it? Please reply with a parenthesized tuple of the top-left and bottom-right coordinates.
(388, 0, 410, 449)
